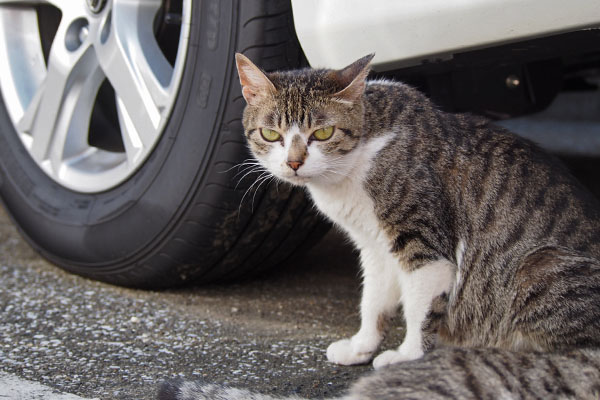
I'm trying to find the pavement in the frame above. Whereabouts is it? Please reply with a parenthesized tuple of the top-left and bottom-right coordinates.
(0, 206, 404, 399)
(0, 371, 92, 399)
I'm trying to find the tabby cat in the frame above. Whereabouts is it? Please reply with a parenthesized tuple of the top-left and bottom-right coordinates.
(158, 53, 600, 399)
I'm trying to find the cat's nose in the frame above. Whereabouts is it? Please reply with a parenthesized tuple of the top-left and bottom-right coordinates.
(287, 160, 303, 171)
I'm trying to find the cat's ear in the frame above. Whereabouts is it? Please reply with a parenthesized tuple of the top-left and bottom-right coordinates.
(235, 53, 276, 105)
(331, 54, 375, 104)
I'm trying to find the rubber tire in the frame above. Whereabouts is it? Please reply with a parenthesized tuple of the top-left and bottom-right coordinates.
(0, 0, 328, 289)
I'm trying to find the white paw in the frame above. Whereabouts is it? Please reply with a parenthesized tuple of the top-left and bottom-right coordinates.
(372, 348, 424, 370)
(326, 337, 378, 365)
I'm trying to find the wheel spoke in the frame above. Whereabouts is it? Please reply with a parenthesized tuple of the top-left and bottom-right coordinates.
(95, 0, 173, 160)
(0, 6, 45, 122)
(21, 15, 103, 173)
(116, 96, 145, 167)
(0, 0, 43, 4)
(0, 0, 69, 10)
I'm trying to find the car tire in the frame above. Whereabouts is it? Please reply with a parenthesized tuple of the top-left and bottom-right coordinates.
(0, 0, 327, 288)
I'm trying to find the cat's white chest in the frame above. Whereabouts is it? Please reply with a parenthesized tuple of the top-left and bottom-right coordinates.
(308, 179, 383, 247)
(305, 135, 393, 248)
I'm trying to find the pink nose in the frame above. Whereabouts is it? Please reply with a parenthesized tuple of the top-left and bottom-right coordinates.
(287, 161, 303, 171)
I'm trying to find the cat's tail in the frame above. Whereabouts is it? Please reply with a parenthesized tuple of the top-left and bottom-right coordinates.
(157, 379, 305, 400)
(157, 347, 600, 400)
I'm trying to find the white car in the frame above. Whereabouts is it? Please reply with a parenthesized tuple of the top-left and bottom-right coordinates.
(0, 0, 598, 287)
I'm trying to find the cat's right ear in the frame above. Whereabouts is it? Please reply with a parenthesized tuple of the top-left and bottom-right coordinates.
(235, 53, 276, 105)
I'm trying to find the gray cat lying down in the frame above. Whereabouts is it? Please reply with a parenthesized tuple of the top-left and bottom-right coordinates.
(158, 53, 600, 399)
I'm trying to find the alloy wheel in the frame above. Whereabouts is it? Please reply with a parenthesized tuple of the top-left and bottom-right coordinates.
(0, 0, 191, 192)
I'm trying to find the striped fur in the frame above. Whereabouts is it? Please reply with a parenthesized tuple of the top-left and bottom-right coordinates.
(158, 55, 600, 398)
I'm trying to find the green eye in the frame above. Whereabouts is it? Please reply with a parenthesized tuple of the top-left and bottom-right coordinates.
(312, 126, 335, 141)
(260, 128, 281, 142)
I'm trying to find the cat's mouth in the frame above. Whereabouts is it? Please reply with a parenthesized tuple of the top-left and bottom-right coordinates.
(279, 170, 310, 185)
(284, 174, 309, 185)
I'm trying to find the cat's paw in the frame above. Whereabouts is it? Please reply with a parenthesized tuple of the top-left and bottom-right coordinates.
(326, 338, 377, 365)
(372, 348, 424, 370)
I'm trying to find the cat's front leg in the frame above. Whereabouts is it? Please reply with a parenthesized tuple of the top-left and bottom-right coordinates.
(372, 259, 454, 369)
(327, 251, 401, 365)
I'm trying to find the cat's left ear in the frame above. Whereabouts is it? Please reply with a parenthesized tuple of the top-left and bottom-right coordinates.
(331, 53, 375, 104)
(235, 53, 276, 105)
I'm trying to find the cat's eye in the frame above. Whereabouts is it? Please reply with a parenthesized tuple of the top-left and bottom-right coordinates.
(312, 126, 335, 141)
(260, 128, 281, 142)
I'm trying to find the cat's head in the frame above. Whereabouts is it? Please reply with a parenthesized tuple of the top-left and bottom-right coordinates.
(235, 53, 374, 186)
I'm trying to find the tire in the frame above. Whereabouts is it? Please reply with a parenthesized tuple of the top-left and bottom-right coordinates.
(0, 0, 328, 288)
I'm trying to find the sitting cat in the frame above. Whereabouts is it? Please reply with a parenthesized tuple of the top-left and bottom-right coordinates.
(158, 53, 600, 399)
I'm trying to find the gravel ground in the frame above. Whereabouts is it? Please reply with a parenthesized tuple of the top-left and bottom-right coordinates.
(0, 206, 405, 399)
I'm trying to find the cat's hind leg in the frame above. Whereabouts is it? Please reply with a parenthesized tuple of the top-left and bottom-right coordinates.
(373, 259, 454, 369)
(327, 248, 402, 365)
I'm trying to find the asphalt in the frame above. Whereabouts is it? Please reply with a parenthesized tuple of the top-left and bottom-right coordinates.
(0, 206, 404, 400)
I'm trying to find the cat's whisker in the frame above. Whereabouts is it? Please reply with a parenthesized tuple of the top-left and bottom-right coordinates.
(218, 158, 261, 174)
(251, 174, 275, 211)
(238, 174, 265, 214)
(247, 172, 274, 212)
(241, 171, 270, 198)
(232, 162, 264, 178)
(234, 164, 259, 178)
(238, 171, 272, 215)
(234, 159, 262, 167)
(235, 166, 267, 189)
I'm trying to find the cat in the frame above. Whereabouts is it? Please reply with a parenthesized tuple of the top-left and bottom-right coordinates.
(157, 53, 600, 399)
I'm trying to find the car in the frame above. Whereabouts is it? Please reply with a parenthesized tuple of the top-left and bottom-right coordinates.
(0, 0, 598, 288)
